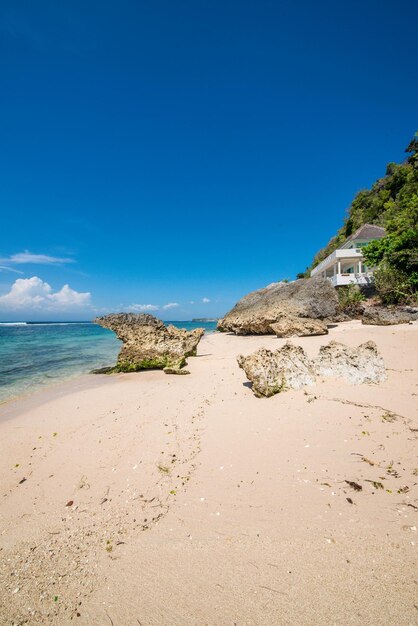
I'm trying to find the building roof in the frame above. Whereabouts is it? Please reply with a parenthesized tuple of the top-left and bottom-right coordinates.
(342, 223, 386, 246)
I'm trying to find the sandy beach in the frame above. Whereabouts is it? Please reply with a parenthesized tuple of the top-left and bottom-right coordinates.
(0, 321, 417, 625)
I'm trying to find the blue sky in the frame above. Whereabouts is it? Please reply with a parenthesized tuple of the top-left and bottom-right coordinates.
(0, 0, 417, 321)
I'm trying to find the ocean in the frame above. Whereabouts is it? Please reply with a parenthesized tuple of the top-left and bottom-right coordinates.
(0, 320, 217, 404)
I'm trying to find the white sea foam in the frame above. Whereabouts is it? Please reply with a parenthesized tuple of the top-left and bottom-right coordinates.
(0, 322, 91, 326)
(27, 322, 92, 326)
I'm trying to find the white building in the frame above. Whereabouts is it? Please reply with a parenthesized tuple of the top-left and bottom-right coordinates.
(310, 224, 386, 288)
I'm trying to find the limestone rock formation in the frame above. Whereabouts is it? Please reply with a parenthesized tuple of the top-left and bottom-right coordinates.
(314, 340, 386, 385)
(362, 306, 418, 326)
(237, 343, 316, 397)
(238, 340, 386, 396)
(270, 316, 328, 338)
(93, 313, 204, 374)
(218, 277, 338, 335)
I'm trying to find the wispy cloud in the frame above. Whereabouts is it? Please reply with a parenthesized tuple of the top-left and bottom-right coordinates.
(0, 276, 91, 311)
(0, 251, 75, 265)
(0, 265, 24, 275)
(202, 297, 210, 303)
(126, 301, 180, 313)
(127, 303, 159, 312)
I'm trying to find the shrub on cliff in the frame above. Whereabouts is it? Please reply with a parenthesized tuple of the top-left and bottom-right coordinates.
(361, 138, 418, 304)
(372, 261, 416, 305)
(304, 132, 418, 297)
(337, 284, 366, 315)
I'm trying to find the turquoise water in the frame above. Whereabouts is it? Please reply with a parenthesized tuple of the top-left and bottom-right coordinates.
(0, 321, 217, 404)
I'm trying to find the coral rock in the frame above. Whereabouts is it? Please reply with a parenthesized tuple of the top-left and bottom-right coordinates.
(314, 340, 386, 385)
(237, 343, 316, 397)
(239, 340, 387, 396)
(362, 306, 418, 326)
(93, 313, 204, 373)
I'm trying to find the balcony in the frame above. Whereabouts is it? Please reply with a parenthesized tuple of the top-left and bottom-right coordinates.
(311, 248, 363, 276)
(329, 272, 374, 287)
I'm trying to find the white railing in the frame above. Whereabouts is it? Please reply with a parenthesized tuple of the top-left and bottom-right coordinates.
(311, 248, 363, 276)
(329, 272, 374, 287)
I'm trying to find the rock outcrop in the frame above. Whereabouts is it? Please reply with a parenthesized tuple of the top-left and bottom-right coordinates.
(270, 316, 328, 338)
(362, 306, 418, 326)
(314, 340, 386, 385)
(237, 344, 316, 398)
(94, 313, 204, 374)
(218, 277, 338, 335)
(238, 340, 386, 396)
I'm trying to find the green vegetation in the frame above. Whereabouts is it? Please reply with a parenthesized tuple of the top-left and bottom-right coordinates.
(372, 262, 415, 304)
(337, 284, 365, 314)
(303, 133, 418, 303)
(115, 355, 186, 372)
(363, 225, 417, 303)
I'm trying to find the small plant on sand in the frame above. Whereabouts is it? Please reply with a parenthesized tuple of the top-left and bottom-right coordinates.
(105, 540, 113, 552)
(381, 411, 396, 422)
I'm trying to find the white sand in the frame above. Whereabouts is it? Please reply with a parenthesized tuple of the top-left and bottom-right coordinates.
(0, 321, 417, 625)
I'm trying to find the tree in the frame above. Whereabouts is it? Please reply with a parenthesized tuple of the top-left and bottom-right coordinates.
(304, 132, 418, 304)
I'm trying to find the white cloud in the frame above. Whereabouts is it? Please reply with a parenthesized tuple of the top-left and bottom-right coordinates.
(0, 251, 75, 265)
(202, 297, 210, 303)
(0, 276, 91, 311)
(127, 303, 159, 312)
(49, 284, 91, 307)
(0, 265, 24, 274)
(163, 302, 179, 310)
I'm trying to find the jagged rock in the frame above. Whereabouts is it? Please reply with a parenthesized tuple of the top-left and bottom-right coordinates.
(270, 316, 328, 338)
(339, 302, 366, 320)
(163, 367, 190, 375)
(239, 340, 386, 396)
(362, 306, 418, 326)
(218, 277, 338, 335)
(237, 343, 316, 397)
(314, 340, 386, 385)
(90, 366, 115, 375)
(93, 313, 204, 374)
